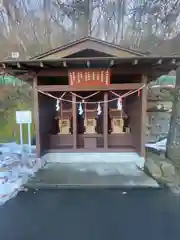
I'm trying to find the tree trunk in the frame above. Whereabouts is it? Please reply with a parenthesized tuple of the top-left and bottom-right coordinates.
(166, 67, 180, 165)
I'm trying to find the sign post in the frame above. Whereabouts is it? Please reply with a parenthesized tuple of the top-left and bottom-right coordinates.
(19, 123, 23, 155)
(27, 123, 31, 154)
(16, 111, 32, 155)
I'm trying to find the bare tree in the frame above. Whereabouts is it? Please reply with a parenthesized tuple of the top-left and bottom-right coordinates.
(166, 67, 180, 165)
(0, 0, 180, 59)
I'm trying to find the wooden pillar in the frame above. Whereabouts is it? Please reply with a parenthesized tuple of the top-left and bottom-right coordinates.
(140, 75, 147, 157)
(33, 76, 40, 157)
(72, 94, 77, 150)
(104, 92, 108, 149)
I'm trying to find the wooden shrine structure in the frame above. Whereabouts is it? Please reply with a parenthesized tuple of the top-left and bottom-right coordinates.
(0, 37, 179, 158)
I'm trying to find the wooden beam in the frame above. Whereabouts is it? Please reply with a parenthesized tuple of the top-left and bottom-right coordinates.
(63, 61, 67, 67)
(40, 62, 44, 68)
(37, 70, 68, 76)
(36, 67, 149, 77)
(38, 83, 143, 92)
(104, 92, 108, 149)
(157, 59, 162, 65)
(140, 75, 147, 157)
(72, 94, 77, 150)
(171, 59, 176, 64)
(17, 62, 21, 68)
(86, 60, 90, 68)
(33, 76, 40, 157)
(110, 60, 114, 67)
(2, 56, 180, 64)
(2, 63, 6, 68)
(132, 59, 138, 65)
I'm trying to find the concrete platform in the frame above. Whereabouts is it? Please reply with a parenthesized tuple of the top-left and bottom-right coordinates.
(42, 152, 145, 164)
(26, 152, 160, 188)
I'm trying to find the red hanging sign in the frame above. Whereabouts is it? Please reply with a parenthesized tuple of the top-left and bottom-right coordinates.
(68, 69, 110, 88)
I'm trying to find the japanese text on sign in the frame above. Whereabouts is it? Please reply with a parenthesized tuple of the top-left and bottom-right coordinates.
(68, 69, 110, 87)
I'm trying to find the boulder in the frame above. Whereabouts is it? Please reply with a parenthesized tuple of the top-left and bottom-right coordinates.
(145, 158, 162, 179)
(160, 162, 175, 178)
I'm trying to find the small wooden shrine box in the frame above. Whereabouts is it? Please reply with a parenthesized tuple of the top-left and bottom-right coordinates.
(109, 109, 124, 134)
(58, 110, 72, 134)
(84, 109, 97, 134)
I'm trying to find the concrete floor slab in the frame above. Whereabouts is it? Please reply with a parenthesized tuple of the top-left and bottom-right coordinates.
(27, 161, 159, 188)
(43, 152, 145, 164)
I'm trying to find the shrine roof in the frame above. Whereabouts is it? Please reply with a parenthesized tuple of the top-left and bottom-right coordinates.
(31, 37, 146, 59)
(0, 37, 179, 79)
(0, 56, 179, 73)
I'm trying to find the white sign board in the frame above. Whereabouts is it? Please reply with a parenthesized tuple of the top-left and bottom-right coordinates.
(16, 111, 32, 124)
(11, 52, 19, 59)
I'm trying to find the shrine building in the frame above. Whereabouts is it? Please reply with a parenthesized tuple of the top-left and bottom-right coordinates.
(1, 37, 179, 160)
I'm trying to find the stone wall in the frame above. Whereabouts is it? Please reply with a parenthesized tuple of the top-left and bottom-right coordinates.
(146, 111, 171, 143)
(146, 87, 173, 143)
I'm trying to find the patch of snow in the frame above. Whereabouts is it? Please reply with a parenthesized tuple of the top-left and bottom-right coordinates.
(0, 142, 44, 206)
(145, 139, 167, 151)
(0, 142, 36, 155)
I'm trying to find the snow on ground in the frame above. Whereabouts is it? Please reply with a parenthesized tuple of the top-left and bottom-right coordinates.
(145, 139, 167, 151)
(0, 142, 44, 206)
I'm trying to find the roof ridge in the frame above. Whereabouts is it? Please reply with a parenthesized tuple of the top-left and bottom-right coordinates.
(31, 37, 146, 60)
